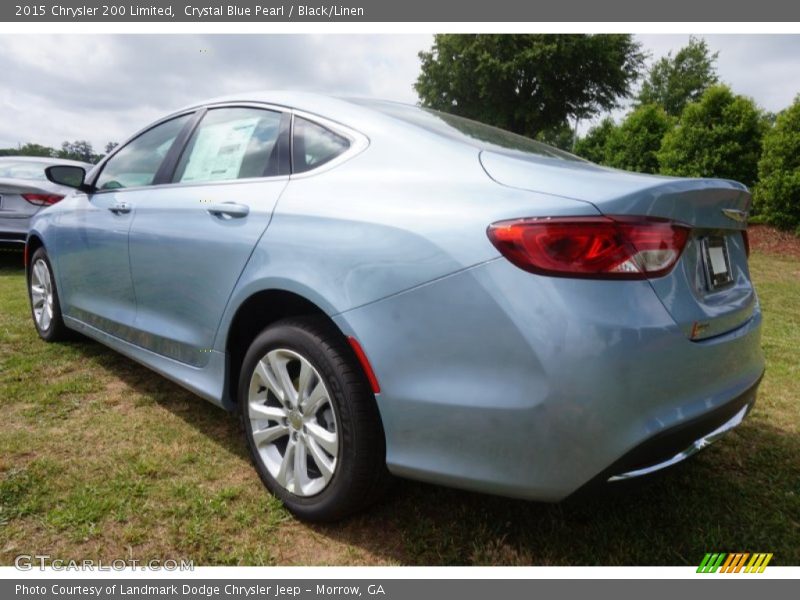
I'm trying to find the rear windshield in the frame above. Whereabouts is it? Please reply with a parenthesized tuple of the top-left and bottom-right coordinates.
(349, 99, 584, 162)
(0, 161, 48, 181)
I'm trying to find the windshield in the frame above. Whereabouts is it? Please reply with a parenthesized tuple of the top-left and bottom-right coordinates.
(349, 99, 584, 162)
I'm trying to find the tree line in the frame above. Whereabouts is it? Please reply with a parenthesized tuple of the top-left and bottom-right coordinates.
(0, 140, 117, 164)
(416, 35, 800, 233)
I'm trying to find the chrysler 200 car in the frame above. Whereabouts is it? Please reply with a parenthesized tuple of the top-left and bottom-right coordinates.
(27, 92, 764, 521)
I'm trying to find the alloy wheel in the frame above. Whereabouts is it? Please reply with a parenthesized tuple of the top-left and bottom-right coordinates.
(30, 258, 54, 332)
(247, 348, 339, 497)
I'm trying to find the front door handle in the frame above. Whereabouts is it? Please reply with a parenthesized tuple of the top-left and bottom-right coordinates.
(207, 202, 250, 219)
(109, 201, 131, 214)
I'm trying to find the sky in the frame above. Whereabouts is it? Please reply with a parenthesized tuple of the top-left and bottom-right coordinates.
(1, 34, 799, 151)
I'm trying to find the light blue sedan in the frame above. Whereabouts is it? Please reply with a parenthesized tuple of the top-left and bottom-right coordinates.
(27, 92, 764, 521)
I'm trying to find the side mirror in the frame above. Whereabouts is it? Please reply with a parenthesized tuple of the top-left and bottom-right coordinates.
(45, 165, 90, 192)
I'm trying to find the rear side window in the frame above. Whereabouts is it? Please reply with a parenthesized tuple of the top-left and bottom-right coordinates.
(292, 117, 350, 174)
(173, 107, 286, 184)
(95, 114, 192, 190)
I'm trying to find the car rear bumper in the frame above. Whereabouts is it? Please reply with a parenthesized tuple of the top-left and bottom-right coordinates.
(600, 374, 760, 483)
(335, 257, 766, 501)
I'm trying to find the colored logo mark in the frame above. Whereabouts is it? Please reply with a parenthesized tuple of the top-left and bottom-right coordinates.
(697, 552, 773, 573)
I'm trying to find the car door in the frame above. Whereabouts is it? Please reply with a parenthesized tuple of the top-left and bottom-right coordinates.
(55, 112, 196, 339)
(127, 105, 291, 367)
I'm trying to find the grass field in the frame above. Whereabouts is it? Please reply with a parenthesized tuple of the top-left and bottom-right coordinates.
(0, 246, 798, 566)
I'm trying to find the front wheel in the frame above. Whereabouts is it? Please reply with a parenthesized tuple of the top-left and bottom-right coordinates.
(238, 317, 389, 521)
(28, 247, 70, 342)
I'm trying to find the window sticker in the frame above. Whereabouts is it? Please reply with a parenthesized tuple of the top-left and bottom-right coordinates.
(180, 117, 259, 182)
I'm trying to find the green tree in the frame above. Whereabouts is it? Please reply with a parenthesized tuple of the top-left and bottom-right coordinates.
(534, 122, 577, 152)
(605, 104, 672, 173)
(0, 143, 57, 157)
(415, 34, 645, 139)
(753, 96, 800, 231)
(637, 36, 719, 117)
(573, 117, 617, 164)
(58, 140, 95, 163)
(657, 85, 766, 188)
(18, 143, 57, 157)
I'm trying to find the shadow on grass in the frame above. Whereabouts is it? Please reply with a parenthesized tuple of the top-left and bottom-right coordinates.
(0, 245, 25, 272)
(314, 414, 800, 565)
(73, 338, 250, 463)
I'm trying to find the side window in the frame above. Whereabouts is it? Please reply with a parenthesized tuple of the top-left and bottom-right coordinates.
(95, 114, 192, 190)
(173, 107, 285, 184)
(292, 117, 350, 174)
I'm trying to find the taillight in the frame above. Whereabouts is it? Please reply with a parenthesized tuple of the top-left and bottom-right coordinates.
(742, 230, 750, 258)
(22, 193, 64, 206)
(487, 216, 690, 280)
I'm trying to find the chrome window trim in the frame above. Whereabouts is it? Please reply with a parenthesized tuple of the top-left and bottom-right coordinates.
(89, 174, 292, 196)
(89, 101, 368, 195)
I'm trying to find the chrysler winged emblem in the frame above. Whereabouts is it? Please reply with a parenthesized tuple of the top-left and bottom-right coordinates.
(722, 208, 748, 223)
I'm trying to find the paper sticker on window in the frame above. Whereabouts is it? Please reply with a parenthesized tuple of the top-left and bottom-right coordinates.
(180, 117, 259, 183)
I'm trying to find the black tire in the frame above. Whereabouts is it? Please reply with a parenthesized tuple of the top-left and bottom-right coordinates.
(238, 316, 390, 521)
(27, 247, 70, 342)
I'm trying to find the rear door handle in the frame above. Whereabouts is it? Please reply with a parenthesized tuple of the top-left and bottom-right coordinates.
(109, 201, 131, 214)
(207, 202, 250, 219)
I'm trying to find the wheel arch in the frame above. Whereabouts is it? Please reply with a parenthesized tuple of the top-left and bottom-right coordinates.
(24, 233, 45, 277)
(223, 288, 376, 409)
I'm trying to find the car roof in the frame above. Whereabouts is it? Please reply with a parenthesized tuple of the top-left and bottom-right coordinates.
(179, 90, 363, 113)
(175, 90, 393, 132)
(0, 156, 93, 168)
(174, 91, 581, 163)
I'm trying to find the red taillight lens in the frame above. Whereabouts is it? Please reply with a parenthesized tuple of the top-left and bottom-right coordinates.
(487, 216, 690, 280)
(22, 193, 64, 206)
(742, 229, 750, 258)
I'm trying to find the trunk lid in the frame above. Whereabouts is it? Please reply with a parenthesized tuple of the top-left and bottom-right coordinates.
(481, 150, 756, 340)
(0, 178, 56, 217)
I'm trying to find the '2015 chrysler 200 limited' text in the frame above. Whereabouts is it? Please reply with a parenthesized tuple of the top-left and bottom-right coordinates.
(27, 92, 764, 521)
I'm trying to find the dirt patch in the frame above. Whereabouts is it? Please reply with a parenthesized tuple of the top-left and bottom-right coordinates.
(748, 225, 800, 259)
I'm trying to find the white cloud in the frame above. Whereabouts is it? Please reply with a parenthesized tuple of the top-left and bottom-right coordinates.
(0, 34, 431, 150)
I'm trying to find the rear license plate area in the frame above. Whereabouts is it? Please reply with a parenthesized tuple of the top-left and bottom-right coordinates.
(702, 235, 733, 289)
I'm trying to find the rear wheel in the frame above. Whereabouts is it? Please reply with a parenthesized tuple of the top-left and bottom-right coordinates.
(238, 317, 389, 521)
(28, 248, 70, 342)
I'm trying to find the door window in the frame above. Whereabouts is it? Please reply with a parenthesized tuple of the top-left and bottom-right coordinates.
(173, 107, 285, 184)
(95, 114, 193, 190)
